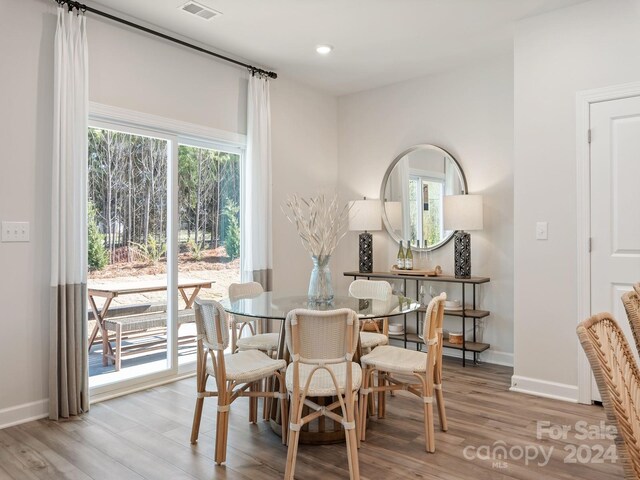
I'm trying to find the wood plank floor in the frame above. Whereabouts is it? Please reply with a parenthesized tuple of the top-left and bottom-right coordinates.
(0, 360, 623, 479)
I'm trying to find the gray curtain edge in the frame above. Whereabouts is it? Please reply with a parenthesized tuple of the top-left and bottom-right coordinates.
(251, 269, 272, 292)
(49, 283, 89, 420)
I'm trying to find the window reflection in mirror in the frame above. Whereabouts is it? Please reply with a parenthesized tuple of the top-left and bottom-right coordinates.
(381, 145, 466, 251)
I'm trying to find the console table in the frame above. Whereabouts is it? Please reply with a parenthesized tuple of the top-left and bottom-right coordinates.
(344, 271, 490, 367)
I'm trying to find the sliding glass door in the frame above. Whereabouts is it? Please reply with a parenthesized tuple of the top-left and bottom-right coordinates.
(86, 110, 244, 396)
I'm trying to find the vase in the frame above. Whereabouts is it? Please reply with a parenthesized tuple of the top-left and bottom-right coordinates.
(308, 255, 334, 304)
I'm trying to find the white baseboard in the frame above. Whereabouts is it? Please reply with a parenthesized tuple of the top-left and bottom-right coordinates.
(443, 349, 514, 367)
(0, 399, 49, 430)
(510, 375, 578, 403)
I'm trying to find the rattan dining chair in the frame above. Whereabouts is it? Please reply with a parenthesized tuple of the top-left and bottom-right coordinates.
(348, 279, 392, 353)
(229, 282, 280, 356)
(190, 298, 288, 465)
(229, 282, 282, 420)
(284, 308, 361, 480)
(359, 292, 447, 453)
(577, 313, 640, 479)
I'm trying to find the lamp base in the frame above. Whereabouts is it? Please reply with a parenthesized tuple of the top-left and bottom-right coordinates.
(358, 232, 373, 273)
(454, 231, 471, 279)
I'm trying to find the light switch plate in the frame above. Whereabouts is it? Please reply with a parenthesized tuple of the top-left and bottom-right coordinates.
(536, 221, 548, 240)
(1, 221, 30, 242)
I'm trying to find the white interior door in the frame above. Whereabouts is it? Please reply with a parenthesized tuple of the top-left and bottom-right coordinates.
(590, 95, 640, 401)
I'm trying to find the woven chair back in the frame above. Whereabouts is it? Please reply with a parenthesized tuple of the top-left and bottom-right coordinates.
(577, 313, 640, 479)
(285, 308, 359, 362)
(422, 293, 446, 344)
(348, 279, 392, 301)
(194, 298, 230, 351)
(229, 281, 264, 300)
(622, 290, 640, 356)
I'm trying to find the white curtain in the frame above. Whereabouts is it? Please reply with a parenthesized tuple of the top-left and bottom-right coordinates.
(241, 74, 273, 290)
(49, 7, 89, 420)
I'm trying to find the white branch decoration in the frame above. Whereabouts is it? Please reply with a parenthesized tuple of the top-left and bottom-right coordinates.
(282, 194, 351, 258)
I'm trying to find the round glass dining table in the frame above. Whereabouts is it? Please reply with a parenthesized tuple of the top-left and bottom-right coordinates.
(219, 291, 420, 445)
(219, 292, 420, 320)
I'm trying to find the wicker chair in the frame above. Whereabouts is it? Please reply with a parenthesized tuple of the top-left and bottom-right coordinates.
(634, 282, 640, 296)
(228, 282, 280, 356)
(190, 298, 288, 465)
(348, 279, 392, 353)
(622, 290, 640, 355)
(284, 308, 361, 480)
(577, 313, 640, 479)
(359, 292, 447, 453)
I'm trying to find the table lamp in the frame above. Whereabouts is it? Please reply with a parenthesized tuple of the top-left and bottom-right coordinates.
(443, 194, 483, 279)
(348, 199, 382, 273)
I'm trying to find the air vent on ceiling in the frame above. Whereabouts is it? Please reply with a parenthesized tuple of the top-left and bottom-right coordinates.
(179, 1, 221, 21)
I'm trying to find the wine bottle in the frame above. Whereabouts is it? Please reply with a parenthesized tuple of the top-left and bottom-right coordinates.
(405, 240, 414, 270)
(396, 241, 405, 269)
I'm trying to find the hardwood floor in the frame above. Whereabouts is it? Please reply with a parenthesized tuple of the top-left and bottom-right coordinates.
(0, 359, 623, 479)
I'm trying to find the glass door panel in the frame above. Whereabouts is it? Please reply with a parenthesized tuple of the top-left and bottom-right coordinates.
(177, 143, 241, 366)
(87, 126, 170, 387)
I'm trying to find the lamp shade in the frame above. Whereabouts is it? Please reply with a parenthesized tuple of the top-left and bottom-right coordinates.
(443, 194, 483, 231)
(348, 199, 382, 231)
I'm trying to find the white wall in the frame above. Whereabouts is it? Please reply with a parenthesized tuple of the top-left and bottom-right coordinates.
(336, 56, 515, 366)
(271, 78, 338, 295)
(0, 0, 337, 427)
(513, 0, 640, 401)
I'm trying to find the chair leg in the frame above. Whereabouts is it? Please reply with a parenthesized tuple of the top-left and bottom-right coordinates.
(423, 387, 435, 453)
(285, 394, 303, 480)
(344, 393, 360, 479)
(353, 395, 361, 448)
(279, 380, 289, 445)
(249, 382, 258, 424)
(215, 390, 231, 465)
(367, 371, 375, 416)
(435, 386, 447, 432)
(377, 371, 386, 419)
(190, 373, 207, 444)
(263, 375, 272, 421)
(359, 369, 370, 442)
(190, 395, 205, 444)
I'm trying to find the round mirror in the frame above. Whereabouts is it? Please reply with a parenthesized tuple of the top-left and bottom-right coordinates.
(380, 144, 467, 251)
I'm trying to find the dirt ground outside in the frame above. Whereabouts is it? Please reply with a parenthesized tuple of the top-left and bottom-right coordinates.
(88, 247, 239, 323)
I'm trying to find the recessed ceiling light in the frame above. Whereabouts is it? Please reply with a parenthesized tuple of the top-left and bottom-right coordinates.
(316, 45, 333, 55)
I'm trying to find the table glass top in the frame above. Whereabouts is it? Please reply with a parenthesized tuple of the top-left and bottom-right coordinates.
(220, 292, 420, 320)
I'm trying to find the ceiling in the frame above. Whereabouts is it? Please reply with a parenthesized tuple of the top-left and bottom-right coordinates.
(86, 0, 586, 96)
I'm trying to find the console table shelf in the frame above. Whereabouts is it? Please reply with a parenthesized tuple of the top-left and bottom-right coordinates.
(344, 271, 491, 367)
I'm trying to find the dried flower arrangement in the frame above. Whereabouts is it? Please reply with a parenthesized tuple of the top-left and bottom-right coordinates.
(282, 194, 351, 258)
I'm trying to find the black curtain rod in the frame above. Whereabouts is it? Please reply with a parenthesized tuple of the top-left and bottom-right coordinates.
(54, 0, 277, 79)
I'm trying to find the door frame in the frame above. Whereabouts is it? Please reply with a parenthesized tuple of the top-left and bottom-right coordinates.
(576, 81, 640, 404)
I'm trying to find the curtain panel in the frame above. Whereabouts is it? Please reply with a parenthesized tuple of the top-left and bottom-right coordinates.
(241, 74, 273, 290)
(49, 7, 89, 420)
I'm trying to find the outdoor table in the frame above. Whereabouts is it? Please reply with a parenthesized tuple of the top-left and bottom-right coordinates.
(88, 278, 213, 366)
